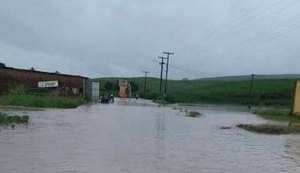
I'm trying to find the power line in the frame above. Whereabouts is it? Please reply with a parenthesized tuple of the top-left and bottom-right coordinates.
(206, 0, 299, 43)
(248, 74, 255, 109)
(142, 71, 150, 94)
(163, 52, 174, 95)
(231, 14, 300, 56)
(152, 59, 202, 77)
(158, 56, 167, 94)
(232, 0, 299, 36)
(206, 1, 270, 36)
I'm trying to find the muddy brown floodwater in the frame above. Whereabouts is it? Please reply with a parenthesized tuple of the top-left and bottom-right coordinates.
(1, 99, 300, 173)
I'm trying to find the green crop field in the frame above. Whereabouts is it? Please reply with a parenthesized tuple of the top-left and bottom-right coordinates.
(93, 74, 300, 107)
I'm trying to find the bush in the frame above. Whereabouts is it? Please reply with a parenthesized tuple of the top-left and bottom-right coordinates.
(165, 95, 176, 103)
(130, 81, 139, 92)
(8, 85, 27, 95)
(0, 112, 29, 125)
(139, 92, 160, 100)
(186, 111, 202, 117)
(104, 82, 114, 91)
(2, 94, 86, 108)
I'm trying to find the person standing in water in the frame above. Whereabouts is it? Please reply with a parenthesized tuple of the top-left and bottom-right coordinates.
(110, 94, 114, 103)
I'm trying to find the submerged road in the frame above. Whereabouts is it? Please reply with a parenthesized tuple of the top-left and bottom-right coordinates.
(0, 99, 300, 173)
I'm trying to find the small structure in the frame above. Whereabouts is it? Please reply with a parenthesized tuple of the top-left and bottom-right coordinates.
(292, 80, 300, 115)
(91, 82, 100, 102)
(119, 79, 131, 98)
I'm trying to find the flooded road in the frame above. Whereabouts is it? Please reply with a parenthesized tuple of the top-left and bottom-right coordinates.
(1, 99, 300, 173)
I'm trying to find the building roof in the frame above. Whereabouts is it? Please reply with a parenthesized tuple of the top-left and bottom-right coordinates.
(0, 66, 89, 79)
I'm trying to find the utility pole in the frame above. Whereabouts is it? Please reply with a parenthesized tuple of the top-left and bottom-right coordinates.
(163, 51, 174, 95)
(142, 71, 149, 94)
(248, 74, 255, 109)
(158, 56, 166, 94)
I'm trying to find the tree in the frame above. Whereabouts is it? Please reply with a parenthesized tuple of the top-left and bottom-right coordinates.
(104, 81, 114, 91)
(130, 81, 139, 92)
(113, 80, 119, 91)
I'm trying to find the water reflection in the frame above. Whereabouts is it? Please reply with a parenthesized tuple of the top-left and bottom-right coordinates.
(155, 113, 166, 140)
(286, 135, 300, 166)
(155, 112, 166, 173)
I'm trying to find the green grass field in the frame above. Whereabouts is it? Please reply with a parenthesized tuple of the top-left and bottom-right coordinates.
(94, 74, 298, 107)
(0, 94, 87, 108)
(0, 86, 87, 108)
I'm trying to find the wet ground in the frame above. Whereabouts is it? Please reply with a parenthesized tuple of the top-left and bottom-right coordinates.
(0, 99, 300, 173)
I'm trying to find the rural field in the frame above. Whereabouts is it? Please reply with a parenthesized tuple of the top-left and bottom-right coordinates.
(2, 0, 300, 172)
(94, 74, 300, 107)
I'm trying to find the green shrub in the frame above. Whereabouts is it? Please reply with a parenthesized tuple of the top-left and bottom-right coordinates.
(0, 112, 29, 125)
(186, 111, 202, 117)
(2, 94, 86, 108)
(8, 85, 27, 95)
(165, 95, 176, 103)
(139, 92, 160, 100)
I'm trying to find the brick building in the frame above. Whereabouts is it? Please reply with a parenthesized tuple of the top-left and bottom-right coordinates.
(119, 79, 131, 98)
(0, 66, 89, 97)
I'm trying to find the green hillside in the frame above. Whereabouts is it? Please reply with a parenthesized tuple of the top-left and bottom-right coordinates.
(198, 74, 300, 81)
(93, 75, 300, 107)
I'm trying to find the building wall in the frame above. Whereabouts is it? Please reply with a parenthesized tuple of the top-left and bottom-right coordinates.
(0, 67, 87, 96)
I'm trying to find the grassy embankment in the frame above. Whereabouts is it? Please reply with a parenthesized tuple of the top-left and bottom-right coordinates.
(0, 87, 86, 108)
(236, 124, 300, 135)
(237, 108, 300, 135)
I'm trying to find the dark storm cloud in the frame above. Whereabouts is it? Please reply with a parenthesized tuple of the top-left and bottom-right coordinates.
(1, 0, 300, 79)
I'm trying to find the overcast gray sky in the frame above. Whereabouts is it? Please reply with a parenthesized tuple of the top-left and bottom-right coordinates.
(1, 0, 300, 79)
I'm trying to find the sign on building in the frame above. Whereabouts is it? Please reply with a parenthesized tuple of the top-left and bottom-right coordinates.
(38, 81, 59, 88)
(292, 80, 300, 115)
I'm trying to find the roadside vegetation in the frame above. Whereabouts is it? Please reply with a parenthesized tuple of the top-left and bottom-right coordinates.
(0, 112, 29, 126)
(0, 86, 86, 108)
(237, 108, 300, 135)
(236, 124, 300, 135)
(253, 108, 297, 122)
(186, 111, 202, 117)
